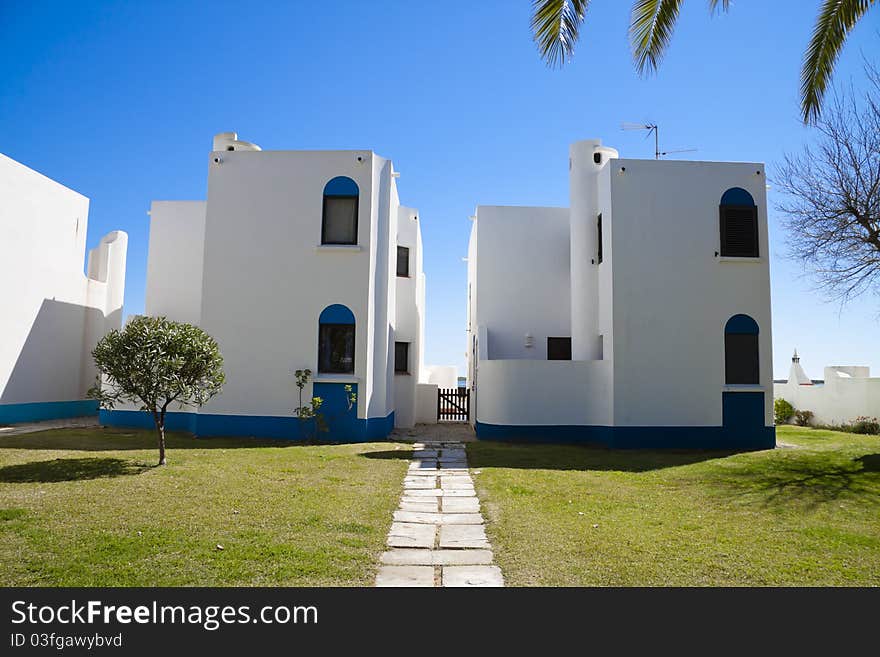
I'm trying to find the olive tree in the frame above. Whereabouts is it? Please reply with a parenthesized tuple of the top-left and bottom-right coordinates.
(89, 316, 225, 465)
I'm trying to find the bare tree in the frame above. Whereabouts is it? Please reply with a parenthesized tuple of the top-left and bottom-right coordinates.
(775, 61, 880, 303)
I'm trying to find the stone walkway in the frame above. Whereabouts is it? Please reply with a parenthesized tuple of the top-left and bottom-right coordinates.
(375, 437, 504, 587)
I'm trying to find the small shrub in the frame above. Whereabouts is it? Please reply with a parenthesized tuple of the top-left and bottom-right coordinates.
(794, 410, 814, 426)
(774, 398, 795, 425)
(849, 416, 880, 435)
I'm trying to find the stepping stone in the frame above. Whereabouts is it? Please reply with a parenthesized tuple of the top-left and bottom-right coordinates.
(412, 449, 439, 459)
(409, 460, 439, 469)
(440, 476, 474, 489)
(387, 522, 436, 548)
(442, 565, 504, 587)
(403, 489, 443, 497)
(376, 565, 435, 587)
(439, 513, 483, 525)
(441, 498, 481, 513)
(403, 477, 437, 489)
(439, 489, 476, 497)
(399, 499, 439, 513)
(439, 524, 490, 549)
(394, 510, 441, 524)
(381, 549, 435, 566)
(432, 550, 495, 566)
(407, 466, 440, 475)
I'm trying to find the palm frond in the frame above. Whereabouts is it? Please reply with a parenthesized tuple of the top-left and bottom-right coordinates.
(802, 0, 876, 124)
(629, 0, 684, 74)
(708, 0, 731, 15)
(531, 0, 591, 68)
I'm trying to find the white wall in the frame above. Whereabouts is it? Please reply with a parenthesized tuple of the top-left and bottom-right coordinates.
(424, 365, 458, 389)
(415, 383, 438, 423)
(0, 153, 126, 407)
(471, 206, 571, 360)
(570, 140, 618, 361)
(145, 201, 206, 325)
(775, 366, 880, 425)
(198, 148, 378, 418)
(476, 360, 613, 426)
(393, 204, 424, 428)
(608, 159, 773, 427)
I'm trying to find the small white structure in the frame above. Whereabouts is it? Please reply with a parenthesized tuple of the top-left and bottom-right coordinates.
(103, 133, 436, 440)
(466, 139, 774, 449)
(774, 351, 880, 425)
(0, 154, 127, 423)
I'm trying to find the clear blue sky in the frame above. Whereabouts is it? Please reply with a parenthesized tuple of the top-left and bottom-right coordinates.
(2, 1, 877, 379)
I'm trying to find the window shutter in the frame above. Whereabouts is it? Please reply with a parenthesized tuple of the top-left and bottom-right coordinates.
(720, 206, 758, 257)
(397, 246, 410, 277)
(394, 342, 409, 373)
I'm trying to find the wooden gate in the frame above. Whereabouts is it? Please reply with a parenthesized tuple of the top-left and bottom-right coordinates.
(437, 387, 470, 422)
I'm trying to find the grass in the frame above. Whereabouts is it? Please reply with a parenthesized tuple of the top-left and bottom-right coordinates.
(468, 426, 880, 586)
(0, 427, 408, 586)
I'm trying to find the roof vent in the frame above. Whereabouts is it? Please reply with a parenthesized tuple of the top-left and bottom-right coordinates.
(213, 132, 262, 152)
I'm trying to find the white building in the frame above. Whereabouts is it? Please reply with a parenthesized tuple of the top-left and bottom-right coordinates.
(102, 133, 433, 440)
(466, 139, 775, 449)
(0, 154, 127, 423)
(774, 351, 880, 425)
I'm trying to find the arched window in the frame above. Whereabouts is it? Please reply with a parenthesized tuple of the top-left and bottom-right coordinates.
(719, 187, 758, 257)
(318, 304, 355, 374)
(321, 176, 359, 245)
(725, 314, 759, 384)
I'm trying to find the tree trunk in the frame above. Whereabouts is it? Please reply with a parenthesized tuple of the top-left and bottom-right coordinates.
(155, 416, 167, 466)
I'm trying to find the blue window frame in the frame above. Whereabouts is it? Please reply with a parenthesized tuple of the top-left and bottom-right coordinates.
(321, 176, 359, 245)
(318, 304, 355, 374)
(725, 314, 759, 384)
(720, 187, 758, 257)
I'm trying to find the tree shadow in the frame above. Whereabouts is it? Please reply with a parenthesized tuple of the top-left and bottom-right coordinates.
(362, 441, 741, 473)
(0, 457, 151, 483)
(0, 428, 325, 452)
(855, 453, 880, 472)
(711, 453, 880, 511)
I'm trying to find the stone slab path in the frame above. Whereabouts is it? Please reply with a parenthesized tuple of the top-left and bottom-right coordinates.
(376, 438, 503, 587)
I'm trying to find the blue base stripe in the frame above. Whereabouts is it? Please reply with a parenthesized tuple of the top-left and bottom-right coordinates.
(99, 409, 395, 442)
(0, 400, 98, 425)
(474, 422, 775, 450)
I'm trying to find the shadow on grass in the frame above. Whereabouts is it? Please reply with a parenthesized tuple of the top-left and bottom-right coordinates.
(362, 441, 739, 473)
(0, 457, 151, 483)
(0, 428, 328, 452)
(710, 452, 880, 511)
(856, 453, 880, 472)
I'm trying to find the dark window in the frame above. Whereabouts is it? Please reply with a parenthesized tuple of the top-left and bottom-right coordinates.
(397, 246, 410, 277)
(547, 337, 572, 361)
(318, 324, 355, 373)
(724, 314, 759, 384)
(720, 206, 758, 257)
(394, 342, 409, 374)
(321, 176, 359, 245)
(725, 334, 759, 384)
(597, 213, 603, 264)
(719, 187, 758, 257)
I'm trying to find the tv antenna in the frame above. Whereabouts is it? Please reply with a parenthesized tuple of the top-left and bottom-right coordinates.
(621, 122, 697, 159)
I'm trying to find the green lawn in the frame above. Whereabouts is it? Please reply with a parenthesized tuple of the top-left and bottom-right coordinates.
(468, 426, 880, 586)
(0, 427, 408, 586)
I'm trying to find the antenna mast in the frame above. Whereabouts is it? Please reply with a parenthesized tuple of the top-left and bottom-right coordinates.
(621, 122, 659, 159)
(621, 122, 697, 159)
